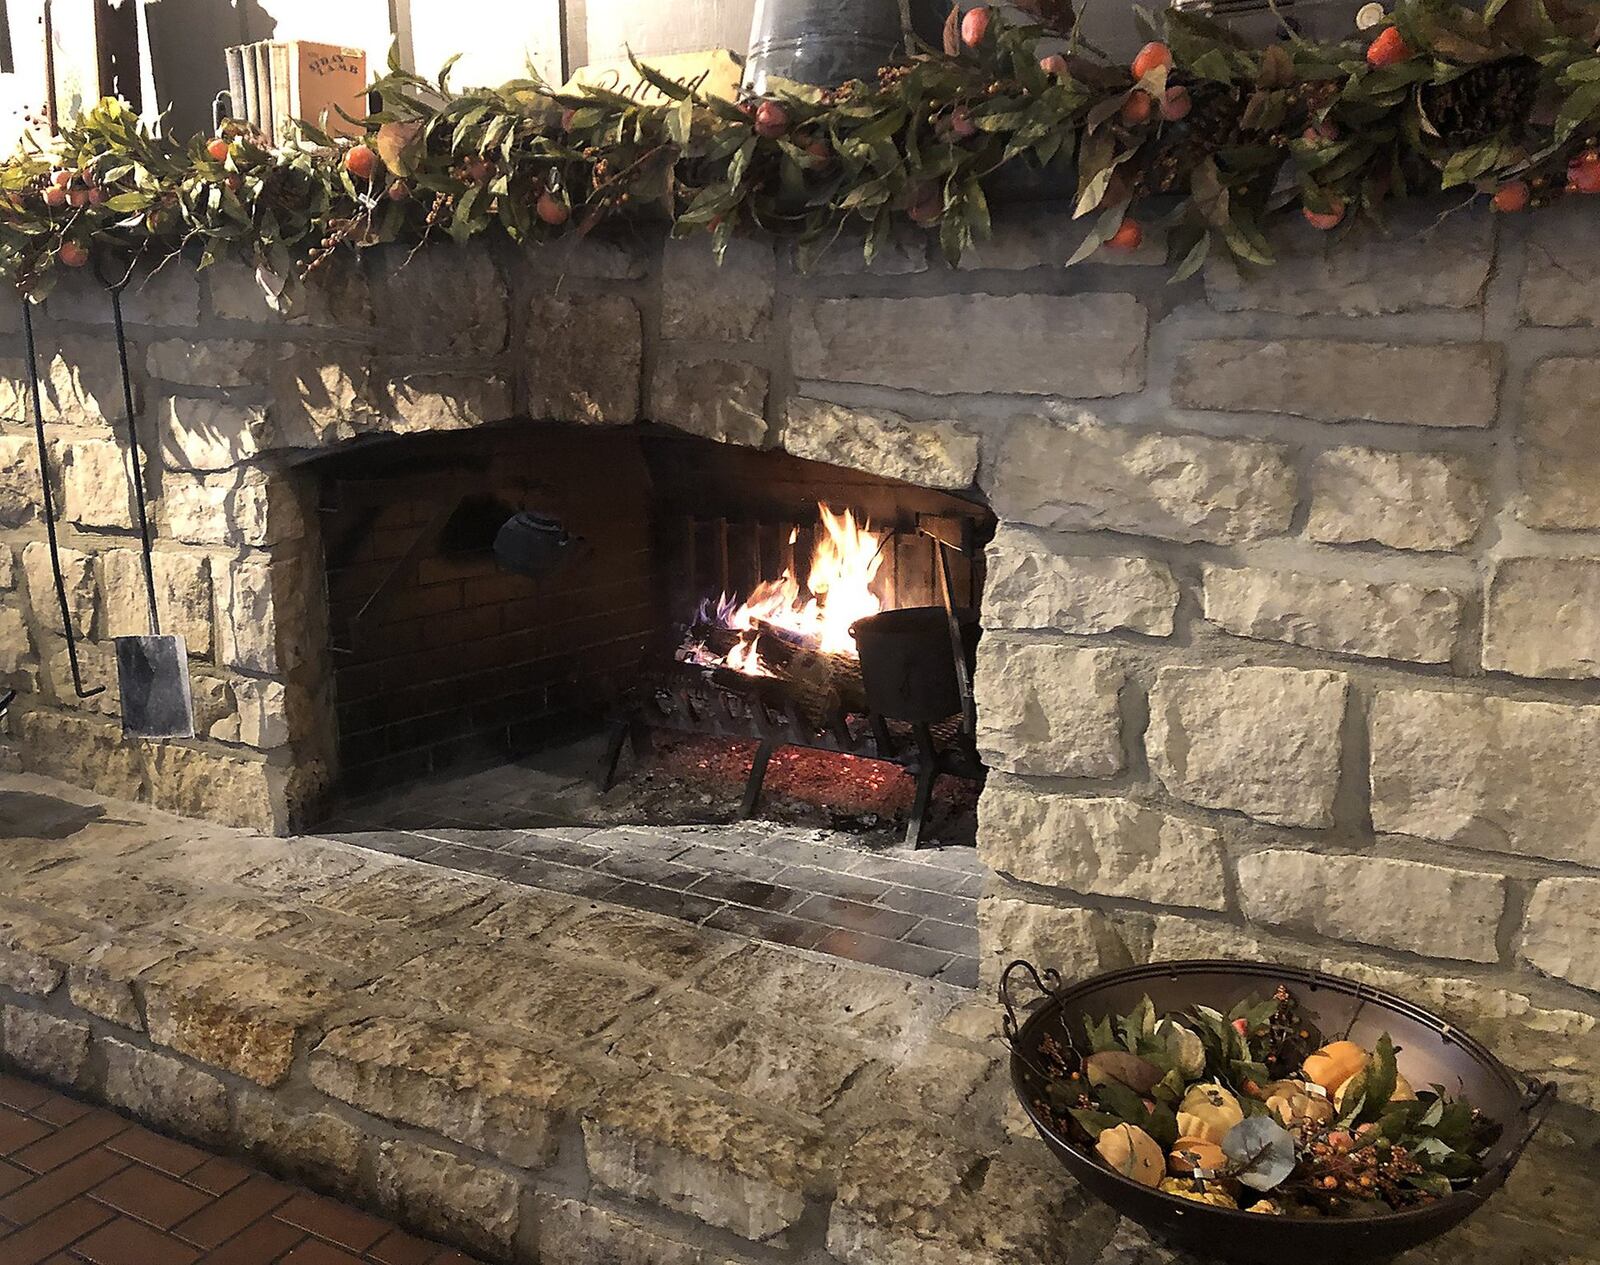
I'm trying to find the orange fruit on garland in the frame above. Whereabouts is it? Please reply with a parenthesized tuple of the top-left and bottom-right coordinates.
(344, 143, 380, 181)
(1121, 92, 1153, 126)
(1105, 217, 1143, 251)
(59, 241, 90, 268)
(1492, 181, 1530, 213)
(1303, 200, 1346, 230)
(961, 6, 991, 48)
(1366, 27, 1412, 68)
(1131, 41, 1173, 79)
(206, 137, 230, 162)
(536, 191, 570, 225)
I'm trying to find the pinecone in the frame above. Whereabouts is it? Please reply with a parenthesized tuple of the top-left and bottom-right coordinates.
(1421, 57, 1541, 144)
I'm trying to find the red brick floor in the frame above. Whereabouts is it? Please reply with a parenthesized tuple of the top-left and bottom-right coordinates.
(0, 1071, 481, 1265)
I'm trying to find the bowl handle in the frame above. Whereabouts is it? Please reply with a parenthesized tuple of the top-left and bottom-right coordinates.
(999, 958, 1063, 1042)
(1480, 1078, 1558, 1193)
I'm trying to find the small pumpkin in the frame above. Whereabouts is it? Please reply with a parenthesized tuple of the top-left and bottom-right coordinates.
(1096, 1123, 1165, 1188)
(1303, 1040, 1368, 1093)
(1159, 1177, 1238, 1209)
(1176, 1083, 1244, 1143)
(1334, 1066, 1417, 1114)
(1155, 1019, 1207, 1079)
(1246, 1199, 1284, 1215)
(1262, 1078, 1337, 1127)
(1168, 1135, 1227, 1176)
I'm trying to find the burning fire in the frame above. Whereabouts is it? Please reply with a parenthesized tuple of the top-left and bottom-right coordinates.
(691, 505, 886, 676)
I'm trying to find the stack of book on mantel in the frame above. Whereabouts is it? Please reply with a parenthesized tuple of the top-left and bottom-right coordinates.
(224, 41, 368, 145)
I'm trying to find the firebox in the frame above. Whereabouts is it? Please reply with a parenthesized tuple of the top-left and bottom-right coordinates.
(311, 420, 995, 846)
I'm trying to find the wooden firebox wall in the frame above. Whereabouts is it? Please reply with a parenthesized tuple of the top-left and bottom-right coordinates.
(313, 420, 994, 797)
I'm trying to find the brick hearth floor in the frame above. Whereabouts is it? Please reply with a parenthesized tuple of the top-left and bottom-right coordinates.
(0, 1071, 476, 1265)
(317, 756, 983, 988)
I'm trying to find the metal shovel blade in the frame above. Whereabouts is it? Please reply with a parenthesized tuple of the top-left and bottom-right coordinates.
(115, 634, 195, 739)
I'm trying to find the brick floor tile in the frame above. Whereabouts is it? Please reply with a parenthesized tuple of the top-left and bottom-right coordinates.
(685, 871, 806, 911)
(900, 917, 977, 954)
(0, 1075, 53, 1113)
(366, 1227, 439, 1265)
(9, 1111, 128, 1174)
(875, 883, 978, 921)
(185, 1156, 253, 1197)
(702, 903, 829, 949)
(937, 955, 980, 990)
(788, 894, 919, 940)
(73, 1216, 201, 1265)
(272, 1191, 389, 1253)
(0, 1147, 130, 1225)
(0, 1157, 33, 1196)
(194, 1217, 305, 1264)
(105, 1125, 211, 1178)
(31, 1095, 94, 1128)
(278, 1236, 368, 1264)
(172, 1174, 294, 1249)
(425, 1250, 479, 1263)
(0, 1195, 115, 1264)
(90, 1162, 213, 1229)
(603, 881, 724, 924)
(0, 1107, 53, 1156)
(810, 927, 954, 978)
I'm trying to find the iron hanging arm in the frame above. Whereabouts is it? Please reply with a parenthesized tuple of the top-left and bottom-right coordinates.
(20, 299, 104, 699)
(95, 259, 160, 636)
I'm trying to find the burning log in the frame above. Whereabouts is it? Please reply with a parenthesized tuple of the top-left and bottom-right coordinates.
(685, 620, 867, 723)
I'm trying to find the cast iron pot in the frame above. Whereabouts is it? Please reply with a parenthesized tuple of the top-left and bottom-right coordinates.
(1002, 959, 1556, 1264)
(850, 606, 978, 723)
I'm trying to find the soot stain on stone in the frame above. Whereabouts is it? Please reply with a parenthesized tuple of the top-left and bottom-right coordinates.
(0, 791, 104, 839)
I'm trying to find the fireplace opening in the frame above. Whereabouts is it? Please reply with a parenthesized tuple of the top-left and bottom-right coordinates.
(308, 420, 994, 982)
(312, 420, 994, 828)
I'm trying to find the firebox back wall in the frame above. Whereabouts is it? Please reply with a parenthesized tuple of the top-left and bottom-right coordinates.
(4, 207, 1600, 1112)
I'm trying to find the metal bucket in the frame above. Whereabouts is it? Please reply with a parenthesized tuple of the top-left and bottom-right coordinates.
(743, 0, 941, 93)
(850, 606, 978, 723)
(1002, 959, 1556, 1264)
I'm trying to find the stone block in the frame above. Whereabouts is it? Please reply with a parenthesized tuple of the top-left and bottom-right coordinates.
(146, 338, 277, 386)
(1307, 445, 1487, 552)
(207, 256, 372, 326)
(652, 358, 768, 446)
(162, 467, 302, 548)
(1, 1005, 91, 1085)
(1521, 202, 1600, 327)
(1484, 556, 1600, 679)
(959, 210, 1165, 269)
(534, 1194, 730, 1265)
(1149, 914, 1269, 963)
(50, 264, 201, 326)
(141, 744, 283, 832)
(100, 549, 213, 657)
(1206, 207, 1492, 315)
(984, 525, 1178, 636)
(980, 777, 1227, 911)
(527, 233, 649, 280)
(39, 637, 119, 716)
(16, 710, 143, 800)
(214, 553, 299, 674)
(548, 906, 731, 980)
(1519, 878, 1600, 993)
(1369, 688, 1600, 867)
(828, 1124, 1107, 1265)
(780, 399, 978, 490)
(0, 909, 70, 995)
(0, 335, 130, 427)
(0, 545, 12, 588)
(524, 292, 641, 424)
(385, 372, 512, 434)
(582, 1075, 822, 1242)
(1173, 338, 1502, 428)
(159, 396, 272, 470)
(22, 541, 96, 640)
(695, 942, 960, 1055)
(369, 245, 508, 355)
(990, 414, 1296, 544)
(1202, 564, 1462, 664)
(974, 637, 1123, 778)
(0, 605, 32, 674)
(269, 351, 376, 448)
(1147, 666, 1348, 828)
(234, 1088, 366, 1193)
(1236, 849, 1504, 962)
(66, 937, 183, 1029)
(792, 293, 1147, 397)
(375, 1137, 520, 1257)
(58, 439, 137, 530)
(661, 236, 775, 342)
(0, 435, 41, 526)
(231, 679, 289, 748)
(977, 891, 1149, 988)
(142, 947, 339, 1085)
(1518, 357, 1600, 529)
(310, 1015, 593, 1167)
(101, 1036, 231, 1143)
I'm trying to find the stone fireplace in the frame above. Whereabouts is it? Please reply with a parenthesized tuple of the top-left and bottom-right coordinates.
(3, 202, 1600, 1115)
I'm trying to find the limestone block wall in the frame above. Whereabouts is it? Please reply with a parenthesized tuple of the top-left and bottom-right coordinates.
(1, 203, 1599, 1109)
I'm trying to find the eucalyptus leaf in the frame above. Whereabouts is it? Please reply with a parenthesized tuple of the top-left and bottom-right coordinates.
(1222, 1116, 1298, 1191)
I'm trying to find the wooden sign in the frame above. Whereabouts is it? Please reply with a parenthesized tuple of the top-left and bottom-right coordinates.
(562, 49, 744, 105)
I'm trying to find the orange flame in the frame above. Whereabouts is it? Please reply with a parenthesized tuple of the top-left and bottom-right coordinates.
(702, 504, 885, 674)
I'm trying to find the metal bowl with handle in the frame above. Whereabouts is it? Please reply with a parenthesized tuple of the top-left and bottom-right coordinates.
(1002, 959, 1557, 1264)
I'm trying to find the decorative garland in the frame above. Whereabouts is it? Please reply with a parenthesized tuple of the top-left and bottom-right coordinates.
(2, 0, 1600, 295)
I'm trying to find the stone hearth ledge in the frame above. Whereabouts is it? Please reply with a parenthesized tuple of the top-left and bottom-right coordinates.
(0, 771, 1594, 1265)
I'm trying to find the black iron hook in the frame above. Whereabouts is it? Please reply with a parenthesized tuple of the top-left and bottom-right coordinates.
(20, 298, 103, 699)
